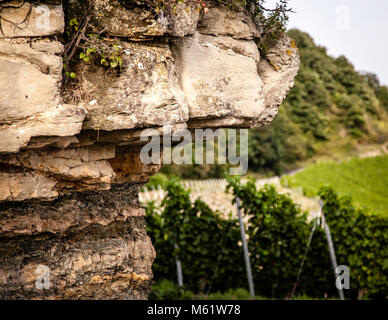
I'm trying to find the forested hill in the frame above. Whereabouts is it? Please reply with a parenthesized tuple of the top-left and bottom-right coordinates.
(249, 29, 388, 174)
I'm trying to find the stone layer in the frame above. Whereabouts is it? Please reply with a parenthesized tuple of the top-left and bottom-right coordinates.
(0, 183, 155, 300)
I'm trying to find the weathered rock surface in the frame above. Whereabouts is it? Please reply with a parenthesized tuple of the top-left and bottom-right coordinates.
(70, 3, 299, 131)
(68, 0, 168, 39)
(0, 172, 58, 202)
(0, 38, 86, 153)
(172, 32, 265, 127)
(80, 41, 189, 132)
(0, 1, 64, 38)
(0, 145, 116, 195)
(69, 0, 200, 38)
(256, 37, 300, 126)
(198, 5, 260, 39)
(0, 183, 155, 300)
(0, 1, 300, 300)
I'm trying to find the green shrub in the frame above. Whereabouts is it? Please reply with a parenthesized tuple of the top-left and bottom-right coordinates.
(144, 173, 170, 190)
(149, 281, 265, 300)
(226, 177, 317, 297)
(147, 178, 388, 299)
(149, 279, 194, 300)
(146, 179, 245, 293)
(318, 187, 388, 299)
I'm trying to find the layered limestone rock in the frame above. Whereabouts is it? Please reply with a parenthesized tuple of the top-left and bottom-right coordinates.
(0, 0, 300, 299)
(0, 183, 154, 300)
(0, 38, 86, 153)
(80, 41, 189, 131)
(197, 5, 260, 39)
(172, 32, 265, 127)
(68, 0, 200, 38)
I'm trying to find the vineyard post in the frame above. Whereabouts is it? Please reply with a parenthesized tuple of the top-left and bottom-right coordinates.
(236, 197, 255, 297)
(174, 243, 184, 287)
(321, 201, 345, 300)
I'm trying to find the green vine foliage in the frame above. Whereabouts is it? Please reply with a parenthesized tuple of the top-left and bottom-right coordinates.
(63, 14, 124, 81)
(78, 35, 123, 69)
(147, 178, 388, 299)
(318, 186, 388, 298)
(227, 179, 388, 299)
(226, 177, 320, 298)
(146, 179, 244, 293)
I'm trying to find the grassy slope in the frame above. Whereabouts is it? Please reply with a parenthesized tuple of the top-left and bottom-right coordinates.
(283, 155, 388, 215)
(248, 29, 388, 176)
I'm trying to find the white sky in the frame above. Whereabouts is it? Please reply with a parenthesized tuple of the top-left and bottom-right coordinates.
(266, 0, 388, 85)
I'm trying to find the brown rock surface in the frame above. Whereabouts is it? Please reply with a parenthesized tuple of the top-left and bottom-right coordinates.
(0, 183, 155, 299)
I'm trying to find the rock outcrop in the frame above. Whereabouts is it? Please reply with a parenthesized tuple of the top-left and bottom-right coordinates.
(0, 0, 299, 299)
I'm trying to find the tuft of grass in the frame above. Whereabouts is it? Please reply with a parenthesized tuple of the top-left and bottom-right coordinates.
(282, 155, 388, 216)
